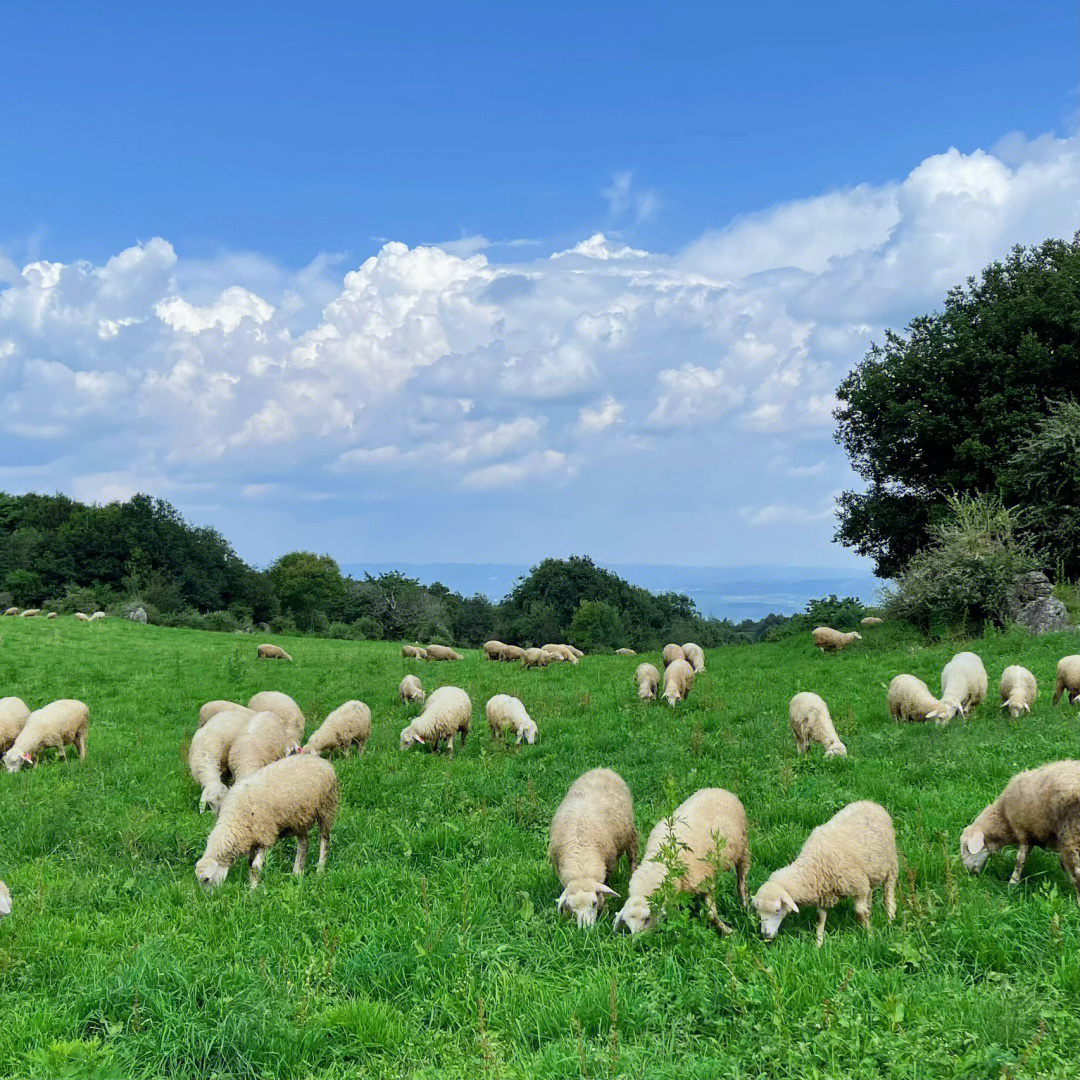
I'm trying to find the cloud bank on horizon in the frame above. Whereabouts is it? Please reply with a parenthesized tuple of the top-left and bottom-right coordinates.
(1, 129, 1078, 567)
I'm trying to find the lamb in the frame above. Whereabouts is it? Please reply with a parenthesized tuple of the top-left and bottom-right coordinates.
(89, 611, 106, 621)
(612, 788, 749, 935)
(960, 760, 1080, 903)
(401, 645, 428, 660)
(1052, 656, 1080, 706)
(861, 616, 884, 627)
(999, 666, 1038, 718)
(887, 674, 950, 724)
(752, 800, 897, 946)
(681, 643, 706, 674)
(522, 647, 554, 669)
(615, 648, 636, 656)
(499, 644, 525, 662)
(399, 686, 472, 755)
(188, 708, 251, 813)
(3, 700, 90, 772)
(74, 612, 91, 622)
(0, 697, 31, 757)
(812, 627, 862, 654)
(485, 694, 537, 745)
(542, 644, 579, 664)
(662, 643, 686, 666)
(662, 658, 695, 707)
(0, 880, 9, 919)
(228, 711, 301, 782)
(19, 609, 41, 618)
(424, 644, 462, 661)
(303, 700, 371, 757)
(257, 643, 292, 661)
(46, 612, 57, 619)
(548, 768, 639, 927)
(634, 663, 660, 701)
(399, 674, 425, 704)
(483, 640, 507, 661)
(198, 699, 249, 729)
(246, 691, 306, 744)
(2, 607, 17, 616)
(789, 692, 847, 757)
(195, 753, 339, 889)
(939, 651, 988, 720)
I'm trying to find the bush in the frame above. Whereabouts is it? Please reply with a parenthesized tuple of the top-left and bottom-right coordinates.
(353, 616, 383, 640)
(203, 610, 240, 633)
(568, 600, 627, 652)
(327, 621, 357, 640)
(270, 615, 297, 635)
(764, 594, 869, 642)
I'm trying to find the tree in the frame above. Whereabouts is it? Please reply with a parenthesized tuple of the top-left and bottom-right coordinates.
(266, 552, 346, 629)
(834, 235, 1080, 578)
(568, 600, 627, 652)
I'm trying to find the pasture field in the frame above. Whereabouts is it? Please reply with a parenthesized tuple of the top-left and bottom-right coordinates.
(3, 619, 1080, 1079)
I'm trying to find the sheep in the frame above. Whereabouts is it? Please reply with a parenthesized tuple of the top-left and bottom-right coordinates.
(568, 646, 584, 659)
(634, 663, 660, 701)
(246, 691, 306, 744)
(228, 711, 301, 782)
(0, 880, 9, 919)
(195, 753, 339, 889)
(812, 627, 862, 653)
(499, 644, 525, 662)
(401, 644, 428, 660)
(399, 674, 425, 704)
(549, 768, 638, 927)
(19, 609, 41, 618)
(74, 612, 90, 622)
(939, 651, 988, 720)
(0, 697, 31, 757)
(861, 616, 884, 627)
(662, 658, 695, 707)
(303, 701, 371, 757)
(662, 643, 686, 666)
(752, 800, 897, 946)
(1052, 656, 1080, 706)
(542, 644, 579, 664)
(46, 612, 57, 619)
(3, 700, 89, 772)
(485, 694, 537, 745)
(483, 640, 506, 661)
(2, 607, 17, 617)
(681, 642, 706, 674)
(188, 708, 251, 813)
(399, 686, 471, 755)
(613, 788, 749, 935)
(615, 648, 636, 656)
(1000, 666, 1038, 718)
(521, 647, 554, 669)
(789, 692, 847, 757)
(198, 699, 249, 729)
(887, 674, 951, 724)
(960, 760, 1080, 904)
(424, 644, 462, 661)
(257, 643, 292, 661)
(89, 611, 106, 621)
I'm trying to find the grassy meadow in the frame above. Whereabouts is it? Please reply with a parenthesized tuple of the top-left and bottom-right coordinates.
(3, 617, 1080, 1078)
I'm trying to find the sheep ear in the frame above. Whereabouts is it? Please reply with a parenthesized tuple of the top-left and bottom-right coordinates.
(967, 829, 985, 854)
(414, 734, 425, 744)
(556, 889, 569, 911)
(1023, 703, 1030, 713)
(596, 883, 618, 898)
(781, 889, 799, 913)
(999, 700, 1008, 710)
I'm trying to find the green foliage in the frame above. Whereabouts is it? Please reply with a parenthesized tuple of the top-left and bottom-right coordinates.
(567, 600, 627, 652)
(766, 593, 870, 641)
(267, 552, 346, 630)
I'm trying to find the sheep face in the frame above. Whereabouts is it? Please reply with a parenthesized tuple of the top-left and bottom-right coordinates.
(927, 700, 960, 723)
(752, 882, 799, 940)
(199, 782, 228, 815)
(0, 881, 10, 917)
(557, 880, 618, 928)
(825, 741, 847, 758)
(195, 854, 231, 889)
(3, 748, 33, 773)
(519, 721, 537, 745)
(612, 895, 655, 934)
(959, 824, 992, 874)
(1001, 701, 1030, 719)
(399, 728, 425, 751)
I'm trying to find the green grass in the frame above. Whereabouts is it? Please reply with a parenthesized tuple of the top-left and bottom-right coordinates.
(2, 618, 1080, 1078)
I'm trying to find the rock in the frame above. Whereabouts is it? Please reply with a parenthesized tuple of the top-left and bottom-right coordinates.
(1008, 572, 1073, 633)
(126, 606, 148, 624)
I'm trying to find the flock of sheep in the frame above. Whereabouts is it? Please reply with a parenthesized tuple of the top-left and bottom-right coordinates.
(3, 608, 105, 621)
(3, 622, 1080, 950)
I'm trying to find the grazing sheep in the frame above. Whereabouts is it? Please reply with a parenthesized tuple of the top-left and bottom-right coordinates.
(401, 644, 428, 660)
(861, 616, 884, 627)
(542, 644, 579, 664)
(635, 663, 660, 701)
(2, 608, 17, 617)
(228, 711, 301, 782)
(0, 880, 9, 919)
(89, 611, 106, 621)
(399, 686, 472, 755)
(74, 612, 91, 622)
(549, 768, 638, 928)
(19, 609, 41, 618)
(399, 674, 425, 704)
(812, 627, 862, 654)
(3, 700, 89, 772)
(189, 708, 251, 813)
(424, 644, 462, 661)
(1000, 666, 1038, 718)
(198, 699, 249, 729)
(752, 801, 897, 946)
(246, 692, 306, 744)
(46, 612, 57, 619)
(568, 645, 584, 658)
(195, 753, 339, 889)
(662, 643, 686, 666)
(1052, 656, 1080, 706)
(522, 647, 554, 669)
(485, 694, 537, 745)
(257, 643, 293, 661)
(483, 640, 507, 661)
(887, 674, 950, 724)
(662, 658, 695, 707)
(960, 760, 1080, 903)
(681, 643, 706, 674)
(0, 698, 31, 757)
(303, 701, 371, 757)
(499, 644, 525, 662)
(615, 648, 636, 656)
(613, 788, 749, 935)
(789, 692, 846, 757)
(939, 651, 988, 720)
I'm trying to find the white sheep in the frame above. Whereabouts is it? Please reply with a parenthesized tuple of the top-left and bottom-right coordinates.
(662, 658, 695, 707)
(939, 651, 988, 720)
(752, 800, 898, 946)
(662, 643, 686, 666)
(399, 674, 425, 704)
(789, 692, 847, 756)
(568, 645, 584, 659)
(483, 640, 507, 661)
(0, 880, 9, 919)
(257, 643, 292, 661)
(615, 648, 636, 656)
(424, 644, 463, 661)
(681, 642, 706, 674)
(999, 666, 1038, 718)
(812, 627, 862, 653)
(188, 708, 251, 813)
(19, 609, 41, 618)
(887, 674, 950, 724)
(247, 691, 306, 744)
(195, 753, 339, 889)
(485, 694, 537, 746)
(228, 711, 301, 782)
(549, 768, 638, 927)
(401, 644, 428, 660)
(399, 686, 472, 755)
(89, 611, 106, 621)
(861, 616, 884, 627)
(499, 644, 525, 662)
(1052, 656, 1080, 706)
(613, 788, 749, 935)
(542, 644, 579, 664)
(46, 612, 58, 619)
(2, 607, 17, 617)
(303, 701, 371, 757)
(521, 647, 554, 669)
(961, 760, 1080, 903)
(635, 662, 660, 701)
(0, 697, 31, 757)
(74, 612, 91, 622)
(3, 700, 89, 772)
(198, 699, 249, 729)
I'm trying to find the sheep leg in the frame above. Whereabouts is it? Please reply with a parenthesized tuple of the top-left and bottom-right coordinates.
(1009, 844, 1030, 885)
(249, 847, 266, 889)
(815, 907, 828, 947)
(76, 727, 88, 759)
(736, 858, 750, 906)
(704, 894, 733, 935)
(293, 833, 310, 875)
(884, 871, 897, 921)
(853, 893, 872, 936)
(317, 822, 331, 872)
(459, 728, 468, 748)
(446, 737, 455, 759)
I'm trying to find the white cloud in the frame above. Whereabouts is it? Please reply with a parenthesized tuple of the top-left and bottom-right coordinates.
(156, 286, 276, 333)
(579, 395, 624, 432)
(740, 502, 836, 526)
(603, 172, 660, 223)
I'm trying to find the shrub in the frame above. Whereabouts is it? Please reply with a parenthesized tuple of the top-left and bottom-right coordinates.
(327, 621, 357, 640)
(568, 600, 627, 652)
(353, 616, 383, 640)
(203, 609, 240, 633)
(270, 614, 297, 635)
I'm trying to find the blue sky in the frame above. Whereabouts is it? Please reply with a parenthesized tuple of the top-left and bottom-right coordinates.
(1, 2, 1078, 573)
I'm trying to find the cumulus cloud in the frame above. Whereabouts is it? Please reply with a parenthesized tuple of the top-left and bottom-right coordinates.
(579, 395, 624, 432)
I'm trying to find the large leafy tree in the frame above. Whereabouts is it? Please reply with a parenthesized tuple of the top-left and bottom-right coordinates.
(834, 235, 1080, 578)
